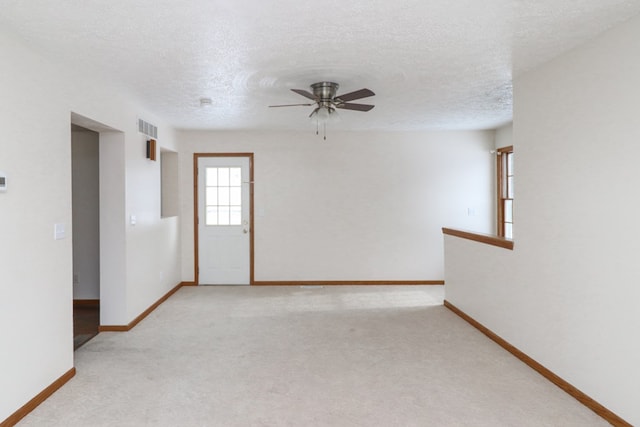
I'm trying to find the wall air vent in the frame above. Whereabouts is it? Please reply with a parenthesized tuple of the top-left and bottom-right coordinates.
(138, 118, 158, 139)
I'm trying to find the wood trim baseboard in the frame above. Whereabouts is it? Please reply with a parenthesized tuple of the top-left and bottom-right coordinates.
(98, 324, 130, 332)
(179, 281, 197, 286)
(98, 283, 183, 332)
(1, 368, 76, 427)
(443, 300, 631, 427)
(442, 227, 514, 250)
(73, 299, 99, 308)
(252, 280, 444, 286)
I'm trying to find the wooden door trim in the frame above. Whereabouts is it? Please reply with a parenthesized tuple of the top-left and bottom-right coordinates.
(193, 153, 255, 285)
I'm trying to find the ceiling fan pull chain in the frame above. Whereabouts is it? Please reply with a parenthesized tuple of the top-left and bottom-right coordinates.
(324, 123, 327, 140)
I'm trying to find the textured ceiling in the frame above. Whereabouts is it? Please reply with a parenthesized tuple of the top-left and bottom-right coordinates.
(1, 1, 639, 131)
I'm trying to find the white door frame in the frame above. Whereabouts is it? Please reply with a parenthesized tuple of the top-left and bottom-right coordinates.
(193, 153, 254, 285)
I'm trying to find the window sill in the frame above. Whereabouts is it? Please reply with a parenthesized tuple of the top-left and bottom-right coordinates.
(442, 227, 514, 250)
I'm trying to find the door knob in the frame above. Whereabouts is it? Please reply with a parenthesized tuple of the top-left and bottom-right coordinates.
(243, 228, 249, 234)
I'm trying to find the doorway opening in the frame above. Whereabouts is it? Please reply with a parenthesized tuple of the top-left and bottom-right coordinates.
(71, 124, 100, 349)
(70, 112, 124, 349)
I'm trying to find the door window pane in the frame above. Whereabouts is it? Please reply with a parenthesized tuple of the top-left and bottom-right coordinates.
(218, 206, 230, 225)
(206, 168, 218, 186)
(218, 168, 230, 186)
(218, 187, 230, 205)
(206, 206, 218, 225)
(230, 167, 241, 186)
(206, 187, 218, 205)
(230, 187, 241, 206)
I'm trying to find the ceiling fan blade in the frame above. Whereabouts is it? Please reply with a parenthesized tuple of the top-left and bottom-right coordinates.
(291, 89, 318, 101)
(335, 88, 375, 102)
(269, 103, 315, 108)
(335, 103, 375, 112)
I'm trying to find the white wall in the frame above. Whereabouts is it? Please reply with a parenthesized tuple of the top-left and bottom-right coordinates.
(178, 130, 495, 282)
(494, 123, 512, 149)
(0, 30, 74, 423)
(122, 123, 181, 321)
(71, 128, 100, 300)
(161, 150, 180, 218)
(444, 14, 640, 425)
(98, 130, 128, 325)
(0, 29, 181, 422)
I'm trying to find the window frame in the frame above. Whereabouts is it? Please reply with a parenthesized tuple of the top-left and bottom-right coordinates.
(497, 146, 513, 239)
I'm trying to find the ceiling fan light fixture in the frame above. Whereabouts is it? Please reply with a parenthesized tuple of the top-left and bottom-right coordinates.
(309, 106, 339, 140)
(313, 106, 333, 123)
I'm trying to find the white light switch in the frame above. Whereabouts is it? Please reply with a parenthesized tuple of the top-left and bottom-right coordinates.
(54, 223, 65, 240)
(130, 215, 137, 226)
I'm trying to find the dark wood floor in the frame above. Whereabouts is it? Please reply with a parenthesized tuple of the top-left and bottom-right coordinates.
(73, 303, 99, 350)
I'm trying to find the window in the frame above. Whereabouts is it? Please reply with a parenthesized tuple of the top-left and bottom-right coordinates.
(497, 146, 513, 239)
(205, 167, 242, 225)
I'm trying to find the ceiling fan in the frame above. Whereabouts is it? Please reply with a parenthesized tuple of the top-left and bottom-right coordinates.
(269, 82, 375, 139)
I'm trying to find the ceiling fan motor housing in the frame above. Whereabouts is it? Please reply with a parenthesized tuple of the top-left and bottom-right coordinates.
(311, 82, 339, 108)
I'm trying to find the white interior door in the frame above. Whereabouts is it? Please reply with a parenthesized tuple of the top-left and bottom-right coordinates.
(198, 156, 251, 285)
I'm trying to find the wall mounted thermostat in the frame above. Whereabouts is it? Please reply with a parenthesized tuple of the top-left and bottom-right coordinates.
(0, 172, 6, 192)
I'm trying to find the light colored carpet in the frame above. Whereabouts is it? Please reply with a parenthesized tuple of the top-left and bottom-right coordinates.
(19, 286, 607, 426)
(73, 333, 95, 350)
